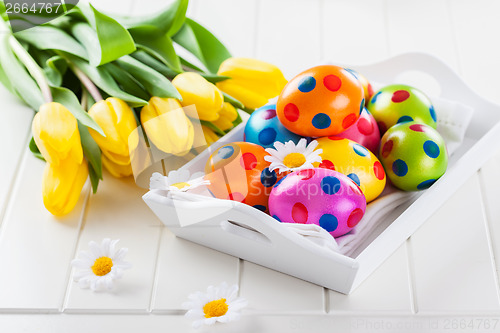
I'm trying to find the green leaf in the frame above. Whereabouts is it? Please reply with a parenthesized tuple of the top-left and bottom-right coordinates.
(203, 73, 230, 84)
(69, 4, 136, 66)
(0, 30, 44, 110)
(78, 122, 102, 194)
(173, 18, 231, 73)
(66, 54, 148, 107)
(103, 62, 149, 101)
(200, 120, 225, 136)
(232, 110, 243, 127)
(0, 54, 14, 94)
(131, 50, 179, 79)
(51, 86, 105, 136)
(115, 55, 181, 100)
(116, 0, 188, 37)
(29, 137, 45, 161)
(14, 25, 88, 60)
(44, 55, 68, 87)
(134, 33, 182, 72)
(222, 92, 245, 110)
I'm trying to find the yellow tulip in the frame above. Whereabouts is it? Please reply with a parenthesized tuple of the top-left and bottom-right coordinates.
(141, 97, 194, 156)
(212, 102, 238, 131)
(192, 125, 220, 153)
(42, 158, 88, 216)
(101, 155, 133, 178)
(172, 72, 224, 121)
(32, 102, 83, 165)
(88, 97, 138, 166)
(216, 57, 288, 109)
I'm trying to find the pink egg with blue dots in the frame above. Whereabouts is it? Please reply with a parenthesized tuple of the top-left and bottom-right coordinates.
(244, 104, 304, 148)
(335, 108, 381, 154)
(269, 168, 366, 238)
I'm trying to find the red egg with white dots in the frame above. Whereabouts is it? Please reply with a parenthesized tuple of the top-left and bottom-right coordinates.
(269, 168, 366, 238)
(276, 65, 365, 137)
(335, 108, 381, 154)
(204, 142, 283, 213)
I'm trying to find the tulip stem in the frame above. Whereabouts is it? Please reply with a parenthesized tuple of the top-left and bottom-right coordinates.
(8, 36, 52, 103)
(70, 64, 103, 102)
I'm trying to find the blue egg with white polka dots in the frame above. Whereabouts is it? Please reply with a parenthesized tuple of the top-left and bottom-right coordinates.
(379, 122, 448, 191)
(244, 104, 305, 148)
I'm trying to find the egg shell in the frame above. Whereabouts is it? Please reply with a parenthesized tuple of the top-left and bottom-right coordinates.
(276, 65, 365, 137)
(367, 84, 437, 134)
(204, 142, 282, 212)
(244, 104, 304, 148)
(269, 168, 366, 238)
(345, 68, 374, 106)
(313, 137, 386, 202)
(379, 122, 448, 191)
(335, 108, 381, 154)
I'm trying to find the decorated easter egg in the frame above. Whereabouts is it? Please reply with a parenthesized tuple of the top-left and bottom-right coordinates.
(379, 122, 448, 191)
(204, 142, 281, 212)
(345, 68, 374, 105)
(313, 137, 385, 202)
(276, 65, 365, 137)
(269, 168, 366, 238)
(335, 108, 381, 154)
(367, 84, 437, 134)
(244, 104, 303, 148)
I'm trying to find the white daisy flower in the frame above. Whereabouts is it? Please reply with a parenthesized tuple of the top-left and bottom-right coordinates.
(71, 239, 132, 291)
(182, 282, 248, 329)
(264, 138, 323, 174)
(149, 170, 210, 192)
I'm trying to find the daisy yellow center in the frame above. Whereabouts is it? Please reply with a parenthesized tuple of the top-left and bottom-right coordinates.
(203, 298, 229, 318)
(171, 182, 189, 190)
(283, 153, 306, 168)
(91, 256, 113, 276)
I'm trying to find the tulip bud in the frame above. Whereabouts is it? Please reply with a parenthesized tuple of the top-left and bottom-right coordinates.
(216, 57, 287, 109)
(42, 159, 88, 216)
(212, 102, 238, 131)
(88, 98, 138, 166)
(141, 97, 194, 156)
(102, 155, 133, 178)
(172, 72, 224, 121)
(32, 102, 83, 165)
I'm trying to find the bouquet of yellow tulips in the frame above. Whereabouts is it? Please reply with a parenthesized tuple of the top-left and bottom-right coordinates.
(0, 0, 287, 216)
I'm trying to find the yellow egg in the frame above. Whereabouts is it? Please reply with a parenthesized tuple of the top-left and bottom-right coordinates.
(313, 137, 386, 202)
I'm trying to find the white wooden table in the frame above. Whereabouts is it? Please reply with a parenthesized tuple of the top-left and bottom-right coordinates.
(1, 0, 500, 332)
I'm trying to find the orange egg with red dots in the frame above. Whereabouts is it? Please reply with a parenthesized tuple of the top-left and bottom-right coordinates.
(276, 65, 365, 137)
(204, 142, 282, 213)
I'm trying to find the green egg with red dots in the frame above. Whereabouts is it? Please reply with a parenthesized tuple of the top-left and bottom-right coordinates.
(379, 122, 448, 191)
(367, 84, 437, 134)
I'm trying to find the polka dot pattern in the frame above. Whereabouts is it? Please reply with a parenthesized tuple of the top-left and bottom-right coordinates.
(319, 214, 338, 232)
(347, 208, 364, 228)
(430, 105, 437, 122)
(417, 179, 436, 190)
(342, 113, 357, 129)
(391, 90, 410, 103)
(357, 117, 374, 135)
(397, 115, 413, 123)
(312, 113, 331, 129)
(373, 161, 385, 180)
(347, 173, 361, 186)
(258, 127, 277, 146)
(298, 76, 316, 93)
(272, 215, 281, 222)
(353, 144, 369, 157)
(371, 91, 382, 104)
(323, 74, 342, 92)
(297, 168, 315, 180)
(241, 152, 257, 170)
(423, 140, 440, 158)
(409, 124, 426, 132)
(321, 176, 341, 195)
(218, 145, 234, 159)
(319, 159, 335, 170)
(228, 192, 245, 202)
(284, 103, 300, 122)
(260, 168, 277, 187)
(392, 159, 408, 177)
(381, 140, 393, 158)
(253, 205, 266, 212)
(292, 202, 308, 223)
(262, 108, 277, 120)
(359, 99, 365, 114)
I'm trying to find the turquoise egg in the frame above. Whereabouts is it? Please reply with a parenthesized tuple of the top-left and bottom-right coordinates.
(244, 104, 304, 148)
(379, 122, 448, 191)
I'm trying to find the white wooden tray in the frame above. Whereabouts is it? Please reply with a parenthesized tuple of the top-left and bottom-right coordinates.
(143, 52, 500, 294)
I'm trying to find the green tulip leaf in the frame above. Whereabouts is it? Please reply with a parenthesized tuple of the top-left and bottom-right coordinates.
(222, 92, 245, 110)
(29, 136, 45, 161)
(200, 120, 225, 136)
(15, 25, 88, 60)
(0, 56, 14, 94)
(0, 31, 44, 110)
(131, 50, 179, 79)
(50, 86, 104, 136)
(173, 18, 231, 74)
(134, 33, 182, 72)
(116, 0, 188, 37)
(115, 55, 181, 100)
(66, 54, 148, 107)
(103, 62, 149, 101)
(70, 4, 136, 66)
(203, 73, 230, 84)
(78, 122, 102, 194)
(44, 55, 68, 87)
